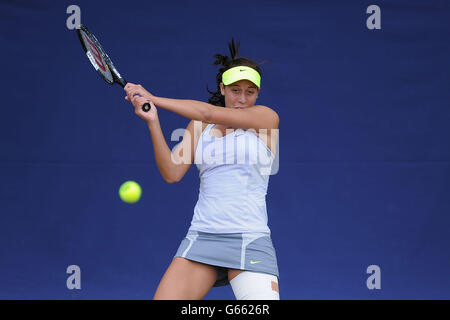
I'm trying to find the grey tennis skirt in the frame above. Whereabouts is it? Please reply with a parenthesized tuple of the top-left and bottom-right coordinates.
(174, 230, 279, 287)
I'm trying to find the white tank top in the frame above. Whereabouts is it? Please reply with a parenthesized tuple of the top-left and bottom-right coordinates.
(189, 123, 275, 233)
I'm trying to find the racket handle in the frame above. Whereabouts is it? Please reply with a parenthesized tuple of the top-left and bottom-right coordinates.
(132, 93, 152, 112)
(142, 102, 151, 112)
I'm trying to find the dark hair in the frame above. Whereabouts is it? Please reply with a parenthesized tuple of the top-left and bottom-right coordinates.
(207, 39, 262, 107)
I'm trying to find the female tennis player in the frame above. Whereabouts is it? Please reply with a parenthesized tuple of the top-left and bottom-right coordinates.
(124, 40, 280, 300)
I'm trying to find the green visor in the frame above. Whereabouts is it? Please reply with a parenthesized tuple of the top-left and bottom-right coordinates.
(222, 66, 261, 88)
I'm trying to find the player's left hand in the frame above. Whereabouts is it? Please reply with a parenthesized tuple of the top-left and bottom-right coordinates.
(124, 83, 153, 102)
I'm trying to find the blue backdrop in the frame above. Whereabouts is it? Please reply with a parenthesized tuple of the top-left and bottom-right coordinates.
(1, 0, 449, 299)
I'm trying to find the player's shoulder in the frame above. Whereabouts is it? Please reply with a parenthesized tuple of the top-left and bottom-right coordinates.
(254, 105, 279, 117)
(186, 119, 210, 136)
(253, 105, 279, 127)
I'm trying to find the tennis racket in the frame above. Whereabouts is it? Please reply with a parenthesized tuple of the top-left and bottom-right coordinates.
(76, 24, 151, 112)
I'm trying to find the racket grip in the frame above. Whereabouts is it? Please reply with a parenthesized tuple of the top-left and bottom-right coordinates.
(132, 93, 152, 112)
(142, 102, 151, 112)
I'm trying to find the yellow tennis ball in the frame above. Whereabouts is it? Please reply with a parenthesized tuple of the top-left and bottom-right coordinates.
(119, 181, 142, 203)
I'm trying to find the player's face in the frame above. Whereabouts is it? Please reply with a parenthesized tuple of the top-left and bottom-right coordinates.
(220, 80, 259, 109)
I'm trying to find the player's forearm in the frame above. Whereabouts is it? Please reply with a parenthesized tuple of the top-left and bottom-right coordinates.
(151, 96, 212, 122)
(146, 120, 178, 183)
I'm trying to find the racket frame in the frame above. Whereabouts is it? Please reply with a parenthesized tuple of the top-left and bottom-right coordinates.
(76, 24, 151, 112)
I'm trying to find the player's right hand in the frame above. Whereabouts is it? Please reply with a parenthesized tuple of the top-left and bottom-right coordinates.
(127, 95, 158, 124)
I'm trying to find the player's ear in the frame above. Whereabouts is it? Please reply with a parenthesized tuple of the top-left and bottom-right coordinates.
(220, 82, 225, 95)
